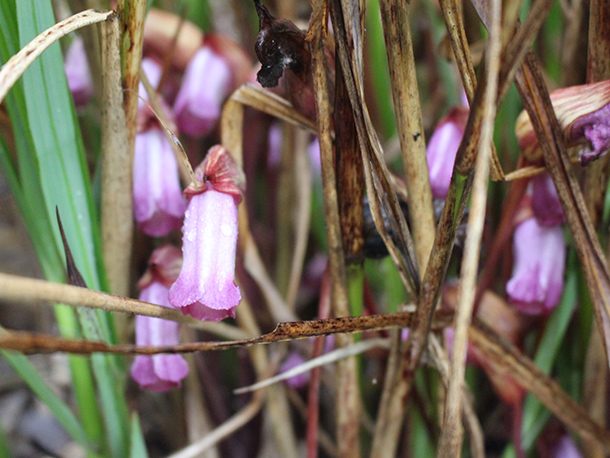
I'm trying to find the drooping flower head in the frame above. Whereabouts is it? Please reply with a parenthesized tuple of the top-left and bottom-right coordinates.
(516, 79, 610, 165)
(506, 217, 566, 315)
(131, 245, 189, 392)
(426, 106, 469, 199)
(169, 145, 244, 321)
(133, 128, 186, 237)
(64, 37, 93, 109)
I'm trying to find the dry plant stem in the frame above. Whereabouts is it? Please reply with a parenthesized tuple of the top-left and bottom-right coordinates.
(139, 70, 195, 185)
(167, 388, 265, 458)
(379, 0, 435, 272)
(5, 313, 608, 449)
(329, 0, 421, 295)
(582, 2, 610, 455)
(231, 84, 318, 134)
(285, 129, 313, 309)
(427, 336, 484, 458)
(100, 14, 133, 297)
(335, 57, 365, 263)
(371, 175, 473, 457)
(437, 0, 501, 451)
(0, 9, 114, 104)
(468, 319, 610, 451)
(309, 2, 362, 455)
(493, 0, 556, 103)
(117, 0, 146, 154)
(515, 53, 610, 368)
(0, 272, 246, 338)
(439, 0, 476, 101)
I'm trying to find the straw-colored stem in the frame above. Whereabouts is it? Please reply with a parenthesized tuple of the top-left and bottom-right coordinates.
(100, 13, 132, 296)
(437, 0, 501, 451)
(309, 1, 361, 454)
(379, 0, 435, 273)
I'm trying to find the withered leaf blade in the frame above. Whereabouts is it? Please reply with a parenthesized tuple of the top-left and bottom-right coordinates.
(56, 207, 87, 288)
(253, 0, 309, 88)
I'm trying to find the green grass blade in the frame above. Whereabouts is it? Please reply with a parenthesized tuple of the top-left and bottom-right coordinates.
(1, 350, 91, 449)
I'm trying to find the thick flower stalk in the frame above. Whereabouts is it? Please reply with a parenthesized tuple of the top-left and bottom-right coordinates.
(131, 245, 189, 391)
(64, 37, 93, 109)
(173, 46, 233, 137)
(169, 145, 244, 321)
(426, 105, 469, 198)
(516, 79, 610, 165)
(133, 128, 186, 236)
(506, 217, 566, 315)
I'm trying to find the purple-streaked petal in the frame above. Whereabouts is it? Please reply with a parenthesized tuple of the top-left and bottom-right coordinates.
(169, 190, 241, 321)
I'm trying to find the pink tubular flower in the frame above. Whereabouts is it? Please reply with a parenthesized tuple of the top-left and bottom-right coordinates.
(506, 217, 566, 315)
(173, 46, 232, 137)
(131, 246, 189, 391)
(531, 172, 565, 226)
(169, 145, 244, 321)
(133, 129, 186, 237)
(426, 106, 469, 198)
(64, 37, 93, 109)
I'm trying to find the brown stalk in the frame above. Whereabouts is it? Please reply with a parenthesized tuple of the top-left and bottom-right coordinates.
(437, 0, 501, 451)
(0, 272, 246, 339)
(4, 305, 609, 448)
(335, 50, 364, 265)
(117, 0, 146, 152)
(308, 1, 362, 455)
(515, 52, 610, 369)
(329, 0, 421, 297)
(582, 1, 610, 455)
(100, 13, 132, 296)
(468, 318, 610, 451)
(438, 0, 505, 181)
(378, 0, 435, 272)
